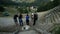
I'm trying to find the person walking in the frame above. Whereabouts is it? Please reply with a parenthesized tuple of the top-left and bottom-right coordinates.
(26, 13, 29, 25)
(33, 12, 38, 26)
(19, 13, 23, 26)
(13, 14, 20, 34)
(13, 14, 18, 26)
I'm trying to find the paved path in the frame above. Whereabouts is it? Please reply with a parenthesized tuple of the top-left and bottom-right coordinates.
(0, 11, 52, 34)
(0, 30, 39, 34)
(0, 17, 39, 34)
(0, 17, 15, 27)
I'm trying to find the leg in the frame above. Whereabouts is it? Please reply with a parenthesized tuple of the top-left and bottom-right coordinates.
(33, 19, 36, 26)
(19, 19, 21, 26)
(26, 20, 28, 25)
(26, 20, 29, 25)
(15, 22, 18, 26)
(19, 19, 23, 26)
(14, 20, 19, 34)
(28, 20, 29, 25)
(14, 19, 18, 26)
(21, 20, 23, 26)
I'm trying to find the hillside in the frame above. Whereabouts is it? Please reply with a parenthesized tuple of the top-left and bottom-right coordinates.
(0, 0, 50, 6)
(12, 0, 35, 3)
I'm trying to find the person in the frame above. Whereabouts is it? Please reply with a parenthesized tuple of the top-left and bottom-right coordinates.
(31, 13, 34, 20)
(13, 14, 18, 26)
(31, 13, 34, 25)
(19, 13, 23, 26)
(33, 12, 38, 26)
(14, 14, 20, 34)
(26, 13, 29, 25)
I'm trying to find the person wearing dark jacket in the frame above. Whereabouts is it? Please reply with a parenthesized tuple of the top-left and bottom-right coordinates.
(14, 14, 20, 34)
(13, 14, 18, 26)
(33, 13, 38, 26)
(19, 13, 23, 26)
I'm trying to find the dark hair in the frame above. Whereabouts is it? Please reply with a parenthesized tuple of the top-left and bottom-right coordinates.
(27, 13, 29, 16)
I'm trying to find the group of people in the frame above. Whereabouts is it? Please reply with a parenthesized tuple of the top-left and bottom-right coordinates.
(13, 12, 38, 26)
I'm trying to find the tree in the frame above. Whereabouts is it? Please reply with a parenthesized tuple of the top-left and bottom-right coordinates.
(53, 0, 60, 6)
(0, 6, 5, 12)
(18, 8, 23, 13)
(37, 0, 60, 12)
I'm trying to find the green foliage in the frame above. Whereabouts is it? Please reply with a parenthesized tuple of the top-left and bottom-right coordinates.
(50, 25, 60, 34)
(0, 6, 5, 12)
(24, 8, 29, 13)
(52, 27, 60, 34)
(37, 0, 60, 12)
(17, 8, 29, 13)
(18, 8, 23, 13)
(55, 28, 60, 34)
(53, 0, 60, 6)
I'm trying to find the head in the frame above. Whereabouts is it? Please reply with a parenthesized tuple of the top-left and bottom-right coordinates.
(27, 13, 28, 16)
(32, 13, 34, 15)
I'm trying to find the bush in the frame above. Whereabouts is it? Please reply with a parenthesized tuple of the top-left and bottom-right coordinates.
(0, 6, 5, 12)
(18, 8, 29, 13)
(37, 0, 60, 12)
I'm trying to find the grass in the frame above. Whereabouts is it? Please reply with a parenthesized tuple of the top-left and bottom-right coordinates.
(50, 25, 60, 34)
